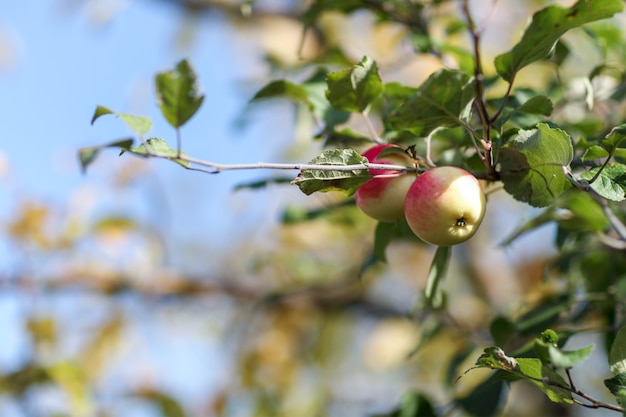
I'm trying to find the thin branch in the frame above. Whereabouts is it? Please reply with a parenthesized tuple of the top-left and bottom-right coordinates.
(461, 0, 492, 172)
(146, 151, 420, 174)
(361, 111, 385, 144)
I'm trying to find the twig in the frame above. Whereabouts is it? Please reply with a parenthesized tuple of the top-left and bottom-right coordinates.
(461, 0, 492, 172)
(146, 151, 420, 174)
(361, 111, 385, 144)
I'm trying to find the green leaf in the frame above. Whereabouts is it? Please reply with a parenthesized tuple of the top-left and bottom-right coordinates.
(517, 95, 554, 116)
(494, 0, 623, 82)
(516, 358, 573, 403)
(155, 59, 205, 128)
(303, 69, 351, 132)
(122, 138, 190, 168)
(456, 373, 504, 417)
(78, 138, 134, 173)
(547, 343, 594, 369)
(371, 391, 437, 417)
(91, 105, 153, 137)
(490, 316, 516, 347)
(609, 326, 626, 376)
(91, 105, 114, 124)
(325, 56, 384, 113)
(252, 80, 311, 105)
(581, 163, 626, 201)
(500, 123, 574, 207)
(500, 191, 609, 245)
(581, 144, 609, 162)
(386, 69, 476, 137)
(291, 149, 371, 195)
(424, 245, 451, 309)
(603, 123, 626, 153)
(233, 177, 294, 191)
(604, 372, 626, 407)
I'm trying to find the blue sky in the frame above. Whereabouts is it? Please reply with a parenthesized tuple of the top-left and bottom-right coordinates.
(0, 0, 310, 273)
(0, 2, 305, 415)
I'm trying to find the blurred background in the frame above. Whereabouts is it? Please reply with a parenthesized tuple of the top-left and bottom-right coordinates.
(0, 1, 618, 416)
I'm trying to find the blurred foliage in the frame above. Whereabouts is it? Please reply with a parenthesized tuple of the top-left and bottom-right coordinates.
(4, 0, 626, 416)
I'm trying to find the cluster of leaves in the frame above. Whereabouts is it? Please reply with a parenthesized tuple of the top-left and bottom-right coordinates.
(79, 0, 626, 415)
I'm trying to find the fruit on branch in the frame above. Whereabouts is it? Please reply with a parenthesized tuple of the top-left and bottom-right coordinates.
(355, 144, 416, 222)
(404, 166, 486, 246)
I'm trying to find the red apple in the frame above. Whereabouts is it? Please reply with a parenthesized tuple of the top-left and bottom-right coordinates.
(355, 144, 416, 222)
(404, 166, 486, 246)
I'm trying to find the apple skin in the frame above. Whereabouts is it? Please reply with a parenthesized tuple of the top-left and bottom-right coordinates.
(354, 144, 416, 222)
(404, 166, 486, 246)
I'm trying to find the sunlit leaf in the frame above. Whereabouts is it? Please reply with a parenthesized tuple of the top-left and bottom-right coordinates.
(547, 343, 594, 369)
(495, 0, 623, 82)
(90, 105, 152, 137)
(155, 59, 205, 128)
(78, 138, 134, 173)
(386, 69, 475, 137)
(326, 55, 384, 113)
(252, 80, 311, 105)
(121, 137, 191, 168)
(500, 123, 573, 207)
(291, 149, 371, 195)
(581, 163, 626, 201)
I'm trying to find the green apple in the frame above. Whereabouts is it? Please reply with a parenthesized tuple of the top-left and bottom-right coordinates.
(355, 144, 416, 222)
(404, 166, 486, 246)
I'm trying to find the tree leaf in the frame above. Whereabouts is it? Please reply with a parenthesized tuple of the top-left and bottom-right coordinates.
(305, 69, 352, 133)
(371, 390, 437, 417)
(326, 56, 384, 113)
(581, 163, 626, 202)
(517, 95, 554, 116)
(609, 326, 626, 376)
(500, 123, 573, 207)
(603, 123, 626, 153)
(91, 105, 153, 137)
(78, 138, 134, 173)
(516, 358, 573, 403)
(456, 373, 504, 417)
(547, 343, 594, 369)
(604, 372, 626, 407)
(291, 149, 371, 195)
(494, 0, 623, 82)
(252, 80, 311, 105)
(424, 245, 451, 309)
(122, 138, 190, 168)
(155, 59, 205, 128)
(386, 69, 475, 137)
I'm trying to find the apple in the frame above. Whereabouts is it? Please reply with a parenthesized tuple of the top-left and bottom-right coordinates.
(354, 144, 416, 222)
(404, 166, 486, 246)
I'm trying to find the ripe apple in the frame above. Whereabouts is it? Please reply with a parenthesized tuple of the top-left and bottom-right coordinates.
(354, 144, 416, 222)
(404, 166, 486, 246)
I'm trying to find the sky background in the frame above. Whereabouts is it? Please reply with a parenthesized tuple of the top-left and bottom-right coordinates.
(0, 0, 311, 274)
(0, 2, 302, 416)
